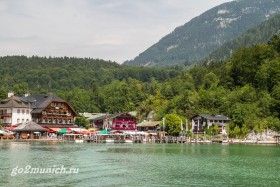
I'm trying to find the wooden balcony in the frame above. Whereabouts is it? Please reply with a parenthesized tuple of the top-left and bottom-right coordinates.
(0, 113, 12, 117)
(111, 127, 137, 131)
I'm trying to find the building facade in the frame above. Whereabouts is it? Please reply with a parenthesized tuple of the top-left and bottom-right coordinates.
(21, 94, 77, 127)
(191, 114, 230, 134)
(0, 95, 31, 126)
(0, 93, 77, 128)
(92, 112, 137, 131)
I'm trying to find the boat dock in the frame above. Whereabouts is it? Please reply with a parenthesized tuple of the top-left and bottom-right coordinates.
(274, 135, 280, 145)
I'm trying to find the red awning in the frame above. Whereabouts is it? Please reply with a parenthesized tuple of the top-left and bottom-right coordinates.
(6, 126, 16, 131)
(46, 127, 61, 133)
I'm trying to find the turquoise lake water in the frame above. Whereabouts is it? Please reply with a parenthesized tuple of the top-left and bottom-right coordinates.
(0, 141, 279, 187)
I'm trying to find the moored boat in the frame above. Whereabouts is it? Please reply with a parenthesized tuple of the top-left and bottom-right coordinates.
(75, 139, 84, 143)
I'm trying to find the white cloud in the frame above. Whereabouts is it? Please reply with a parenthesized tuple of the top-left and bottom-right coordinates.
(0, 0, 232, 63)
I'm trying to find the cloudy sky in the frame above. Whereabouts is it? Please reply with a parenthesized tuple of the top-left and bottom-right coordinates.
(0, 0, 232, 63)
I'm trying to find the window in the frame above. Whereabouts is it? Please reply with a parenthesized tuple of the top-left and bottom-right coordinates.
(22, 109, 25, 114)
(26, 110, 29, 114)
(22, 119, 24, 123)
(17, 119, 20, 123)
(17, 109, 20, 114)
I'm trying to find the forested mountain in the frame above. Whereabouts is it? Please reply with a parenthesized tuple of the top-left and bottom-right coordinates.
(0, 56, 183, 112)
(206, 12, 280, 62)
(124, 0, 280, 67)
(0, 56, 182, 91)
(1, 35, 280, 137)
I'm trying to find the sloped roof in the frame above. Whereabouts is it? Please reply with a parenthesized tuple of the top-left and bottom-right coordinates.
(20, 94, 77, 115)
(193, 114, 230, 121)
(91, 112, 135, 121)
(80, 112, 106, 120)
(137, 121, 161, 127)
(21, 94, 64, 108)
(0, 96, 30, 108)
(12, 121, 47, 132)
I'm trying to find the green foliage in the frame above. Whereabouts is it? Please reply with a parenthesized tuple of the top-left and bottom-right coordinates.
(1, 34, 280, 137)
(75, 117, 90, 129)
(268, 34, 280, 53)
(230, 45, 276, 87)
(0, 88, 7, 101)
(164, 114, 182, 136)
(212, 125, 220, 135)
(13, 82, 30, 95)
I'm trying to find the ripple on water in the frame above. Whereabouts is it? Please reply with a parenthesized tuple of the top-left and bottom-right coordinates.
(0, 142, 280, 187)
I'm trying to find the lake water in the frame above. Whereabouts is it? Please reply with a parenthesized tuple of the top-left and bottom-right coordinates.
(0, 141, 279, 187)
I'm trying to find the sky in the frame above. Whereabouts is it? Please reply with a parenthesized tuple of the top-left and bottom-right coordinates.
(0, 0, 233, 64)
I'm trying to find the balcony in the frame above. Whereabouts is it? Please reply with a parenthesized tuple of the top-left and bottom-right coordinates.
(0, 113, 12, 117)
(113, 120, 135, 124)
(111, 127, 137, 131)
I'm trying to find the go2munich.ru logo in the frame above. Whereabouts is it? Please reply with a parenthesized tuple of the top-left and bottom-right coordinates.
(11, 165, 79, 176)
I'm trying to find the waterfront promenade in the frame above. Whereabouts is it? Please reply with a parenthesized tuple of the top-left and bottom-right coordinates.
(1, 134, 277, 144)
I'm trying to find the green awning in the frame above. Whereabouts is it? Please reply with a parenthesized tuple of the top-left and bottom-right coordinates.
(56, 128, 68, 134)
(101, 129, 109, 134)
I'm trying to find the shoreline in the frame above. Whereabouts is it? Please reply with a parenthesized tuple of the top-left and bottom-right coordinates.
(0, 138, 278, 145)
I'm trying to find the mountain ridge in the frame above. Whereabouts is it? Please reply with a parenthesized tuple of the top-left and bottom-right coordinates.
(206, 12, 280, 62)
(124, 0, 280, 67)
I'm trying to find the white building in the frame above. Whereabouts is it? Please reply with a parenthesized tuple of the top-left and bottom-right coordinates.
(191, 114, 230, 134)
(0, 95, 32, 126)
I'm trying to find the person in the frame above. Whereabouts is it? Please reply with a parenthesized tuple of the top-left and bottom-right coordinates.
(27, 133, 30, 139)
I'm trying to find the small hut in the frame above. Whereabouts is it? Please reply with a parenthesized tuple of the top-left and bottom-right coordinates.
(12, 121, 47, 139)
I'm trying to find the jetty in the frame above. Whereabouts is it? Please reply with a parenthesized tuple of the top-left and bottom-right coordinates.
(274, 135, 280, 144)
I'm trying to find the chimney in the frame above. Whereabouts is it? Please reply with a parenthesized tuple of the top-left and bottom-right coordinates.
(8, 91, 14, 98)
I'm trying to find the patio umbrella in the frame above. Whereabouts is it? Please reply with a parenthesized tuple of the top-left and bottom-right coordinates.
(56, 128, 68, 134)
(101, 129, 109, 134)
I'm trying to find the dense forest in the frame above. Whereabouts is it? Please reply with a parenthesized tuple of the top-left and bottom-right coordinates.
(1, 35, 280, 137)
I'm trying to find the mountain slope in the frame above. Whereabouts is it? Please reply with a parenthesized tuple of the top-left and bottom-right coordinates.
(0, 56, 183, 92)
(124, 0, 280, 67)
(206, 12, 280, 62)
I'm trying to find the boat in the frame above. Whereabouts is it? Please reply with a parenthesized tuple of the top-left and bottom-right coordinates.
(123, 135, 133, 143)
(222, 140, 229, 144)
(103, 135, 114, 143)
(204, 140, 212, 143)
(104, 138, 114, 143)
(124, 138, 133, 143)
(75, 139, 84, 143)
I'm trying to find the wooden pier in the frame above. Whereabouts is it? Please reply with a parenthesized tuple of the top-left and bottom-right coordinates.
(80, 134, 191, 144)
(274, 135, 280, 145)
